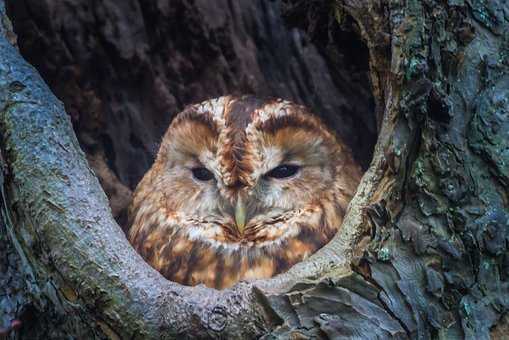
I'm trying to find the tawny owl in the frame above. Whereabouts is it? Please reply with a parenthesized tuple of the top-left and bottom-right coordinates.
(128, 96, 361, 289)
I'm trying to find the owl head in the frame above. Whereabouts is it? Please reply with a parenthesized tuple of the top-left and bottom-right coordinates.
(128, 96, 361, 289)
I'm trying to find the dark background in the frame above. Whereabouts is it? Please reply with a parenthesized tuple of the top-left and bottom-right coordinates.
(6, 0, 375, 221)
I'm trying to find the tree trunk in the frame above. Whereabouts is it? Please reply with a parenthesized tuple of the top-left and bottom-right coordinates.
(1, 0, 508, 339)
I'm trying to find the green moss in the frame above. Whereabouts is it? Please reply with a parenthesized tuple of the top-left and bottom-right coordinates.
(377, 247, 392, 262)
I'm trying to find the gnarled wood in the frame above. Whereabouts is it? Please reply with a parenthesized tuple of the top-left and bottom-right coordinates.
(1, 0, 508, 339)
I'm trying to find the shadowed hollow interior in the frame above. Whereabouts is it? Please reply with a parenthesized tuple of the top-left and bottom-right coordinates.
(6, 0, 376, 284)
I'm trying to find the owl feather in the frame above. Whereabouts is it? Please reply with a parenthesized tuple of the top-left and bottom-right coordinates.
(128, 96, 361, 289)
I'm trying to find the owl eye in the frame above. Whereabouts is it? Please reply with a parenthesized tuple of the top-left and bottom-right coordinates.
(265, 164, 300, 179)
(191, 167, 214, 181)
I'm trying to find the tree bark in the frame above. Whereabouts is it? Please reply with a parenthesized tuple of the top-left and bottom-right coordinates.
(1, 0, 508, 339)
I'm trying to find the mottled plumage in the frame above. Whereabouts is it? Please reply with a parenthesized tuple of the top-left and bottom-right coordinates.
(128, 96, 361, 289)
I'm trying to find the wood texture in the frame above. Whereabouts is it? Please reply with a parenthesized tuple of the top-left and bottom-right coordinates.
(1, 0, 508, 339)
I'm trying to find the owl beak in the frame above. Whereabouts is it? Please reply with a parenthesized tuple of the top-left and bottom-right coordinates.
(235, 195, 247, 234)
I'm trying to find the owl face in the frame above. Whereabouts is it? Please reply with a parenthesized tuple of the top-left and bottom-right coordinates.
(128, 96, 361, 289)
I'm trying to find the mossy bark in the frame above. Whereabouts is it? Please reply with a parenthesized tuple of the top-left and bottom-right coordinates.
(1, 0, 508, 339)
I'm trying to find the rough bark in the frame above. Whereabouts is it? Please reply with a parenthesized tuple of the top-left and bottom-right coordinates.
(1, 0, 508, 339)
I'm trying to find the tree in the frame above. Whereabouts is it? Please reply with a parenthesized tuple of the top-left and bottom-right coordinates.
(0, 0, 508, 339)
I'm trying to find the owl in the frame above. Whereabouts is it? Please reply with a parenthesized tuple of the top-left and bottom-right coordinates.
(128, 96, 361, 289)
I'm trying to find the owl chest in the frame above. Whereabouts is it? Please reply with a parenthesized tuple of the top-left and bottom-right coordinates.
(145, 225, 331, 289)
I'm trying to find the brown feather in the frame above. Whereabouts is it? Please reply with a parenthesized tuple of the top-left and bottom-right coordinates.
(128, 96, 362, 289)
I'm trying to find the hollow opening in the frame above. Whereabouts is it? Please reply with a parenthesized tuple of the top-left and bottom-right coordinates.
(7, 0, 377, 289)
